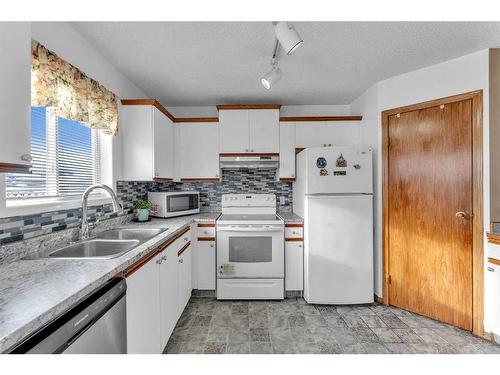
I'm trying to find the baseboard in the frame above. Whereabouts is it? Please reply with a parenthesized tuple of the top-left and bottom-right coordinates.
(374, 294, 384, 304)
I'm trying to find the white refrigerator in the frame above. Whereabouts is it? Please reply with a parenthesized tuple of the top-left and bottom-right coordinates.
(293, 146, 374, 304)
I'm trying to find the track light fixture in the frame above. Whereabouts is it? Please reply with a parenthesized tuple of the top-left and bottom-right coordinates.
(260, 22, 303, 89)
(275, 22, 303, 55)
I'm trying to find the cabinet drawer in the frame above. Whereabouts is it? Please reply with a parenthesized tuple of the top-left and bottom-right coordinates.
(197, 223, 215, 238)
(285, 226, 303, 239)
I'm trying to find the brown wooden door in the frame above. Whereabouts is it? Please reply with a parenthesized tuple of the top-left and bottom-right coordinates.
(388, 99, 473, 330)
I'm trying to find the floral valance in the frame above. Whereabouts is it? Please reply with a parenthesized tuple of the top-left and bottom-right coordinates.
(31, 40, 119, 136)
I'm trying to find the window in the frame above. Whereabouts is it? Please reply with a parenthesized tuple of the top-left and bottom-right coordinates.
(6, 107, 103, 202)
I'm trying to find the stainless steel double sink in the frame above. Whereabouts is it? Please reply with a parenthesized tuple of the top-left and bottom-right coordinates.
(46, 227, 168, 259)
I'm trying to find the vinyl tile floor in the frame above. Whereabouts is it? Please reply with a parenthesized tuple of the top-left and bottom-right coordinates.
(163, 296, 500, 354)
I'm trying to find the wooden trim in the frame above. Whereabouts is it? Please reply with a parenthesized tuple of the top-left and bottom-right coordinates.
(0, 162, 31, 174)
(488, 257, 500, 266)
(198, 223, 215, 228)
(374, 295, 384, 304)
(197, 237, 216, 241)
(180, 178, 220, 182)
(121, 99, 176, 122)
(280, 115, 362, 122)
(153, 177, 173, 183)
(122, 249, 159, 278)
(295, 148, 305, 154)
(157, 226, 190, 252)
(280, 177, 296, 182)
(177, 241, 191, 256)
(483, 331, 493, 341)
(285, 223, 303, 228)
(381, 90, 484, 336)
(487, 232, 500, 245)
(216, 104, 281, 110)
(285, 237, 304, 242)
(174, 117, 218, 123)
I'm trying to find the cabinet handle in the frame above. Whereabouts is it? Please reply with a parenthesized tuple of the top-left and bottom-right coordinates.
(298, 244, 303, 248)
(162, 255, 167, 261)
(179, 259, 184, 263)
(21, 154, 32, 162)
(184, 237, 189, 241)
(487, 267, 494, 272)
(210, 243, 214, 248)
(245, 149, 249, 152)
(156, 259, 163, 264)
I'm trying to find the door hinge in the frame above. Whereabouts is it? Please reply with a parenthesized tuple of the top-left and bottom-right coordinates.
(387, 274, 392, 285)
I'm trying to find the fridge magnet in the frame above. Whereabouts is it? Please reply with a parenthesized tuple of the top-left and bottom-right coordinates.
(336, 154, 347, 167)
(319, 168, 329, 176)
(316, 157, 327, 168)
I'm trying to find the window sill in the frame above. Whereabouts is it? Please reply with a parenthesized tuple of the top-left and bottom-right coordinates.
(1, 196, 114, 218)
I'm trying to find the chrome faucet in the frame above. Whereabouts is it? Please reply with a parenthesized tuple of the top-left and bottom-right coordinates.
(81, 184, 122, 240)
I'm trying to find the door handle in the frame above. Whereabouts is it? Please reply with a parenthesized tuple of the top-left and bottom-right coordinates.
(455, 211, 472, 220)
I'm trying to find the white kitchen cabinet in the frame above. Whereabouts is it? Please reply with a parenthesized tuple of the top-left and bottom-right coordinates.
(486, 261, 500, 336)
(249, 110, 280, 152)
(126, 253, 161, 354)
(159, 245, 178, 347)
(219, 110, 249, 153)
(285, 241, 304, 291)
(0, 22, 31, 170)
(197, 239, 216, 290)
(295, 121, 361, 148)
(219, 109, 279, 153)
(279, 122, 296, 180)
(120, 104, 174, 180)
(178, 244, 192, 317)
(179, 122, 220, 179)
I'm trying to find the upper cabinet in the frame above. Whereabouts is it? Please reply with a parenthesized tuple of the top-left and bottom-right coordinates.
(120, 101, 174, 181)
(178, 122, 220, 181)
(278, 122, 296, 180)
(218, 106, 280, 153)
(294, 121, 362, 149)
(0, 22, 31, 173)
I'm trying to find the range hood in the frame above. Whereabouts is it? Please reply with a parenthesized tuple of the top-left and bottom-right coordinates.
(219, 155, 279, 169)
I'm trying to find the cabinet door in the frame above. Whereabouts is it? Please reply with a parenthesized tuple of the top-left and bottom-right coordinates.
(219, 110, 249, 153)
(177, 245, 192, 317)
(294, 122, 325, 148)
(126, 254, 161, 353)
(197, 240, 216, 290)
(179, 122, 220, 179)
(120, 105, 154, 180)
(153, 107, 174, 179)
(295, 121, 361, 148)
(285, 241, 304, 291)
(249, 109, 279, 153)
(0, 23, 32, 167)
(279, 122, 296, 179)
(159, 246, 179, 347)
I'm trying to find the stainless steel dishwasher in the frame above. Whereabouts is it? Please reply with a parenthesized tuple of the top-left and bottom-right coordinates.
(10, 278, 127, 354)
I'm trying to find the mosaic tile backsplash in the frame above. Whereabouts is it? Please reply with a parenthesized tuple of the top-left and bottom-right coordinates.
(0, 169, 292, 245)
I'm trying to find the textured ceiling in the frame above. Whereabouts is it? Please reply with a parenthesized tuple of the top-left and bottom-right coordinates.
(69, 22, 500, 105)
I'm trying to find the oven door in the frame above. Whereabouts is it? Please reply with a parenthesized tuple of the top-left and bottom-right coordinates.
(217, 225, 284, 278)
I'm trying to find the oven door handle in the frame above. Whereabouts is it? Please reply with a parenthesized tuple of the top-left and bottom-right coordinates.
(217, 227, 284, 232)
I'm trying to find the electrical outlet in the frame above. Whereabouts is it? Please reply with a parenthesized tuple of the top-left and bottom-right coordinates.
(280, 196, 285, 205)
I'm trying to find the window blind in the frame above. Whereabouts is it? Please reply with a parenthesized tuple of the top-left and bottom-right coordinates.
(5, 107, 102, 200)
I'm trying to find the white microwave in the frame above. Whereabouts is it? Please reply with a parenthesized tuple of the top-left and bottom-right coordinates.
(148, 191, 200, 218)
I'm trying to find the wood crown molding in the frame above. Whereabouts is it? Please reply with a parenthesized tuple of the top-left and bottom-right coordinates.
(198, 223, 216, 227)
(180, 178, 220, 182)
(486, 232, 500, 245)
(121, 99, 176, 122)
(0, 162, 31, 174)
(285, 223, 304, 228)
(217, 104, 282, 110)
(177, 241, 191, 256)
(280, 115, 362, 122)
(174, 117, 219, 123)
(279, 177, 296, 182)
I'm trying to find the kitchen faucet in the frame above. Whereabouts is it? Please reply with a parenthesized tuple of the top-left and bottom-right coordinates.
(81, 184, 122, 240)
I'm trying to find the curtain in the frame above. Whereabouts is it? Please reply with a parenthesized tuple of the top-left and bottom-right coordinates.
(31, 40, 118, 136)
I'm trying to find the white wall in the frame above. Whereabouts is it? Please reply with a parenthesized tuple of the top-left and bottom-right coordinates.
(31, 22, 148, 184)
(350, 49, 494, 331)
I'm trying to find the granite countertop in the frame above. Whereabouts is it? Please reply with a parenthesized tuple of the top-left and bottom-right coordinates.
(278, 211, 304, 224)
(0, 212, 219, 353)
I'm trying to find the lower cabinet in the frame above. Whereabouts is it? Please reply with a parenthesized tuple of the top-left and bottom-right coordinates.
(285, 241, 304, 291)
(196, 239, 216, 290)
(125, 227, 191, 354)
(177, 243, 192, 317)
(159, 246, 178, 346)
(126, 253, 162, 354)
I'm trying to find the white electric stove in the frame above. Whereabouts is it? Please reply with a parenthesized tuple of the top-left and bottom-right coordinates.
(216, 194, 285, 300)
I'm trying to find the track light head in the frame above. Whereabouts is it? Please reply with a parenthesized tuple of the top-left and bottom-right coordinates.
(275, 22, 303, 55)
(261, 65, 282, 90)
